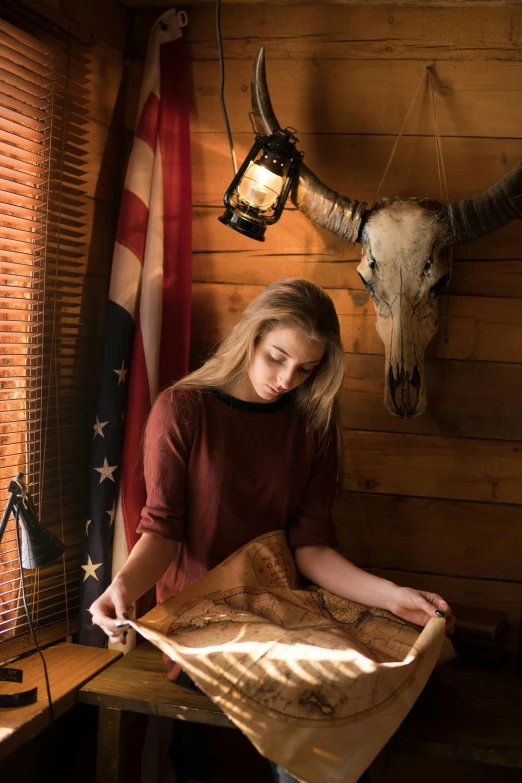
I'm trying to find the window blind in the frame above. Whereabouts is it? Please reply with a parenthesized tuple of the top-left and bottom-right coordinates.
(0, 7, 93, 658)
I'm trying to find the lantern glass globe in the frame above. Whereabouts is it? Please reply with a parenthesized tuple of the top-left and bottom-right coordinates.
(237, 161, 283, 210)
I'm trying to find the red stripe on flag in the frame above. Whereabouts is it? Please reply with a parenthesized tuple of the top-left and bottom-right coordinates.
(158, 38, 192, 389)
(120, 37, 192, 561)
(135, 92, 160, 153)
(116, 189, 150, 264)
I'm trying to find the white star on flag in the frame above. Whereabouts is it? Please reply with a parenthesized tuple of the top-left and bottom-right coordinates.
(81, 555, 102, 582)
(113, 360, 128, 385)
(94, 458, 118, 484)
(106, 502, 116, 526)
(93, 416, 109, 440)
(85, 519, 92, 535)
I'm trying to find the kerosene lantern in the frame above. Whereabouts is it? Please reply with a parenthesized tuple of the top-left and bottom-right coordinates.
(219, 128, 303, 242)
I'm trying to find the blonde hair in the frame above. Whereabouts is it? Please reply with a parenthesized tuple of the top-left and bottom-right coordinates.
(172, 279, 345, 451)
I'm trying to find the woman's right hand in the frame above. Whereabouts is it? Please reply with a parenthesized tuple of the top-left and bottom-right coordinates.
(89, 577, 133, 645)
(88, 532, 177, 644)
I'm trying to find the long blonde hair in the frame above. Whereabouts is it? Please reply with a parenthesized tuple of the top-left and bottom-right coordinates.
(173, 279, 345, 448)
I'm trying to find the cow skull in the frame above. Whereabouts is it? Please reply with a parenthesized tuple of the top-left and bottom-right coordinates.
(358, 200, 452, 416)
(250, 48, 522, 417)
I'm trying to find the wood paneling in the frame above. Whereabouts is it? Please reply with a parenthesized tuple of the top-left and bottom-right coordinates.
(334, 492, 522, 581)
(192, 132, 522, 206)
(86, 41, 125, 126)
(193, 255, 522, 300)
(343, 430, 522, 504)
(191, 282, 522, 364)
(342, 355, 522, 441)
(193, 208, 522, 261)
(369, 569, 522, 650)
(190, 60, 522, 138)
(59, 0, 127, 52)
(179, 5, 522, 62)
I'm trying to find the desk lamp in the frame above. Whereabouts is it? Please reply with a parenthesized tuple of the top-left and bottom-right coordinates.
(0, 472, 64, 708)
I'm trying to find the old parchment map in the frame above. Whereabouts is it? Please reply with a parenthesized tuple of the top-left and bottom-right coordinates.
(131, 531, 452, 783)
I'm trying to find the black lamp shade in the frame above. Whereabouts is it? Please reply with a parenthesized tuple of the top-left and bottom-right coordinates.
(0, 473, 65, 570)
(18, 495, 65, 569)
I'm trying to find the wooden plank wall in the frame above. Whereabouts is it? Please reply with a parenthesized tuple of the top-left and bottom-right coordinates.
(127, 3, 522, 654)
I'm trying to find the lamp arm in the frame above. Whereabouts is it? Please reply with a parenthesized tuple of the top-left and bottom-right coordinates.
(0, 478, 22, 545)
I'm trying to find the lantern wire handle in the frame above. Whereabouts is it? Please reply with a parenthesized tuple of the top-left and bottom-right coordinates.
(216, 0, 237, 174)
(248, 112, 260, 137)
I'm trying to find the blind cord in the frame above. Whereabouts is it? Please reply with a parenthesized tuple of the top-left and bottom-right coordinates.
(40, 37, 71, 641)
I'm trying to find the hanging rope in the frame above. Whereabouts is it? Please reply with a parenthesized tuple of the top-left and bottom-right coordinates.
(427, 67, 451, 343)
(370, 69, 426, 208)
(371, 65, 452, 343)
(427, 66, 449, 205)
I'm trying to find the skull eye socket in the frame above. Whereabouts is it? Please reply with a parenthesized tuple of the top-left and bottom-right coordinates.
(358, 272, 374, 293)
(423, 260, 432, 274)
(369, 257, 378, 271)
(429, 272, 451, 300)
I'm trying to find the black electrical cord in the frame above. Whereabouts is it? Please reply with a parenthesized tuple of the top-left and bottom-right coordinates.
(14, 506, 55, 723)
(216, 0, 237, 175)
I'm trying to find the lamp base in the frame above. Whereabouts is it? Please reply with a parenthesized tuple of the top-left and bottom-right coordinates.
(218, 209, 266, 242)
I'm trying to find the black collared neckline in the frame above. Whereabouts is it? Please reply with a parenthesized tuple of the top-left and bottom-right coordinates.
(207, 387, 293, 413)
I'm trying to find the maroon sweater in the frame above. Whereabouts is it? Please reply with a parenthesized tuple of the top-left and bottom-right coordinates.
(137, 386, 339, 608)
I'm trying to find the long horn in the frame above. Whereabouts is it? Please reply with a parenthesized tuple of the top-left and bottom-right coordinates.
(445, 160, 522, 244)
(251, 47, 367, 245)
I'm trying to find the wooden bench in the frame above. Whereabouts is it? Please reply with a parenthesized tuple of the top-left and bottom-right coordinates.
(80, 642, 233, 783)
(80, 642, 522, 783)
(0, 642, 121, 762)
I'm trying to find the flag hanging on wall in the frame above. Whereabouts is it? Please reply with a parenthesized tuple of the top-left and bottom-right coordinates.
(78, 9, 192, 646)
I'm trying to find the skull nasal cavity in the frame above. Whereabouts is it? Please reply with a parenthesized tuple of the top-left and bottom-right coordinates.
(406, 366, 422, 418)
(388, 365, 422, 418)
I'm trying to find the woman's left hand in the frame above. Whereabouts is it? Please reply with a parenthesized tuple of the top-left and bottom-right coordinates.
(388, 586, 455, 633)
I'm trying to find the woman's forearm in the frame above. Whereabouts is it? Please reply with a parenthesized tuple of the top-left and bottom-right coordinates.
(294, 545, 397, 610)
(113, 532, 178, 604)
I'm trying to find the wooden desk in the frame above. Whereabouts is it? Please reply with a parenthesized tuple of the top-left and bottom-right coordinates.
(0, 642, 121, 761)
(81, 642, 522, 783)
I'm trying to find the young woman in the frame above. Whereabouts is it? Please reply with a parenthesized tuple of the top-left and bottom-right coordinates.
(90, 278, 454, 783)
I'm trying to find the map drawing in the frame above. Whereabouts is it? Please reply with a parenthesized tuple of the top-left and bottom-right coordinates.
(130, 531, 453, 783)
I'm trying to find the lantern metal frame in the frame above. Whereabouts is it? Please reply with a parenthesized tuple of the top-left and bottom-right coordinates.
(219, 128, 303, 242)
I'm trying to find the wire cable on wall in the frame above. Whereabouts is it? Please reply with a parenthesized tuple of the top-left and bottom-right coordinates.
(216, 0, 237, 175)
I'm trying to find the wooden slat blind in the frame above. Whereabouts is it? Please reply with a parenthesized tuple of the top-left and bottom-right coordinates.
(0, 7, 92, 656)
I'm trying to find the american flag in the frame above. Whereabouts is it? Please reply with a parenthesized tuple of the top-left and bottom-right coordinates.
(77, 10, 192, 646)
